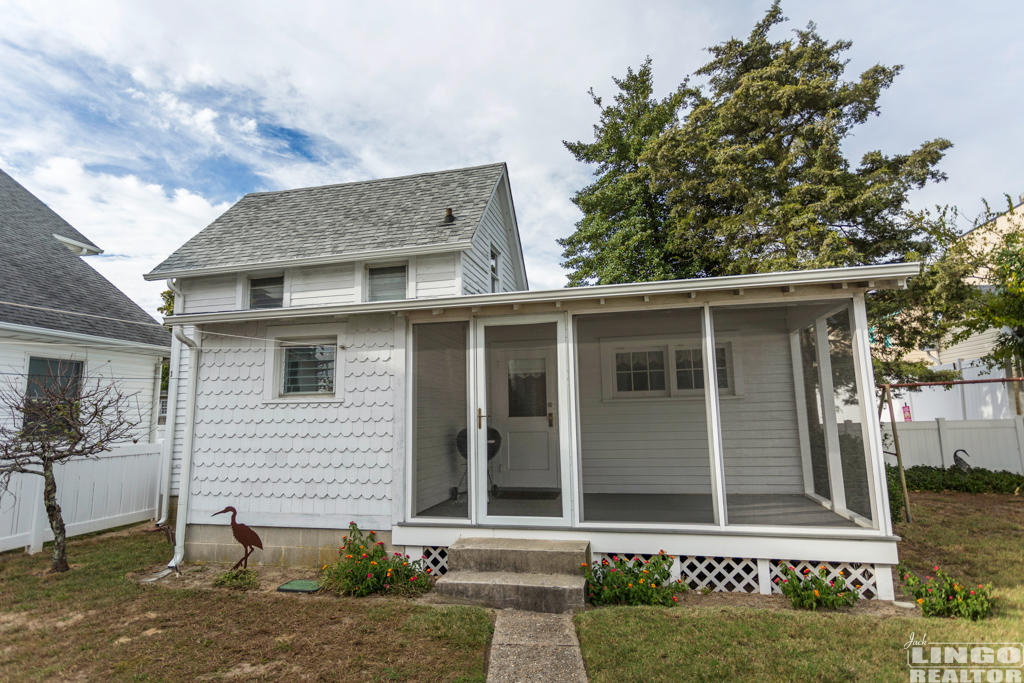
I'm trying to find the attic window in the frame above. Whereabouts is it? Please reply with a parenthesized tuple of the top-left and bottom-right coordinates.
(490, 248, 500, 293)
(368, 265, 407, 302)
(250, 277, 284, 309)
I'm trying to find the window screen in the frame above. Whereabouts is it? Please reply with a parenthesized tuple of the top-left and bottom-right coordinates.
(282, 344, 336, 394)
(250, 277, 284, 309)
(368, 266, 407, 302)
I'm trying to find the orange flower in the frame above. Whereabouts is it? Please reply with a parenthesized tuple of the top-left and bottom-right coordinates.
(917, 598, 924, 604)
(813, 589, 820, 597)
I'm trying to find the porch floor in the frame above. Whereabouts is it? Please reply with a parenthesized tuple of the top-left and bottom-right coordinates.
(418, 493, 859, 527)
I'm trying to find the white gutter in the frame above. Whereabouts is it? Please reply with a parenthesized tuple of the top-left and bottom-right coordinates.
(0, 320, 169, 354)
(167, 324, 199, 569)
(143, 241, 474, 281)
(161, 262, 923, 327)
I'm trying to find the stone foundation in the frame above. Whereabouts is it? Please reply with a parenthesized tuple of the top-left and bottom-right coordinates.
(184, 524, 395, 568)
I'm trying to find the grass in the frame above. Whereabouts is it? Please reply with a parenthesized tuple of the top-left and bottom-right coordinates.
(212, 568, 260, 591)
(575, 490, 1024, 681)
(0, 530, 493, 681)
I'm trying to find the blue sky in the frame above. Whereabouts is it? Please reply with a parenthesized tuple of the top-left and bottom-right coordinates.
(1, 0, 1022, 314)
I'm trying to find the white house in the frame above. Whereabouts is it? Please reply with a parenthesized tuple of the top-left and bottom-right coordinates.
(149, 162, 915, 600)
(0, 168, 170, 552)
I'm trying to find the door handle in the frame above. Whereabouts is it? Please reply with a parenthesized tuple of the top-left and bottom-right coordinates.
(478, 407, 488, 429)
(548, 412, 554, 427)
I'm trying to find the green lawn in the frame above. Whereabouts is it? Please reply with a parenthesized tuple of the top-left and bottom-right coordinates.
(575, 491, 1024, 681)
(0, 530, 492, 681)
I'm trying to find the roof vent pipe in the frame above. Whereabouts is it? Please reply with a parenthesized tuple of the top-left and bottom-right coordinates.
(444, 207, 454, 223)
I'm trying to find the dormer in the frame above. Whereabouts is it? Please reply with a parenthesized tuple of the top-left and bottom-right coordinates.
(145, 163, 528, 315)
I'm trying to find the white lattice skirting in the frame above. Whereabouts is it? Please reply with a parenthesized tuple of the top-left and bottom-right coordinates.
(595, 553, 886, 599)
(410, 547, 889, 599)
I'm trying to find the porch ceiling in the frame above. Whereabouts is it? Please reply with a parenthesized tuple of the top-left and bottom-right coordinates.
(161, 262, 921, 326)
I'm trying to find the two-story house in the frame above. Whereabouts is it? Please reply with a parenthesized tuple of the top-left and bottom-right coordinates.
(149, 162, 918, 605)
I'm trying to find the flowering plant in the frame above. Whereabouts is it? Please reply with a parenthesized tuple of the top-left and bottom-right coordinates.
(319, 522, 431, 597)
(584, 551, 685, 606)
(897, 564, 993, 620)
(776, 565, 858, 610)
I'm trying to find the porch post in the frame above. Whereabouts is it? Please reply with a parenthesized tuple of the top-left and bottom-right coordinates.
(701, 305, 727, 526)
(851, 294, 889, 534)
(815, 316, 848, 513)
(789, 331, 815, 496)
(566, 313, 582, 527)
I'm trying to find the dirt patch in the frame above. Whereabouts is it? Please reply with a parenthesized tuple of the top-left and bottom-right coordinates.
(129, 562, 321, 595)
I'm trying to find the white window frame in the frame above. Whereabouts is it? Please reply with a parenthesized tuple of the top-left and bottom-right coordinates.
(263, 323, 346, 403)
(599, 334, 739, 401)
(489, 247, 500, 293)
(365, 261, 409, 303)
(245, 272, 286, 309)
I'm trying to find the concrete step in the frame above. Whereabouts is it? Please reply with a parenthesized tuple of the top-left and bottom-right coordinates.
(434, 570, 586, 613)
(447, 537, 590, 575)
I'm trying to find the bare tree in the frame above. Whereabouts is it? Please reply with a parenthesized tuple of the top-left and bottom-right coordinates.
(0, 360, 141, 572)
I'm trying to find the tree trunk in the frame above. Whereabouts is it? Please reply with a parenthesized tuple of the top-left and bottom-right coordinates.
(41, 459, 69, 572)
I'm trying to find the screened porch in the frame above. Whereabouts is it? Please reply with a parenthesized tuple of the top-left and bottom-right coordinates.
(407, 296, 883, 532)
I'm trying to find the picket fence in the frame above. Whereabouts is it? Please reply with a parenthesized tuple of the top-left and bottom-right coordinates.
(0, 442, 161, 553)
(882, 416, 1024, 474)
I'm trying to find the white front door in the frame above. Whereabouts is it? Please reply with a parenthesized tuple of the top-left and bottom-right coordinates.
(489, 344, 559, 489)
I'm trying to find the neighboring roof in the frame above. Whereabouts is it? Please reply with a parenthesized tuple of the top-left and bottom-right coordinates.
(146, 162, 509, 278)
(165, 262, 922, 325)
(0, 168, 170, 348)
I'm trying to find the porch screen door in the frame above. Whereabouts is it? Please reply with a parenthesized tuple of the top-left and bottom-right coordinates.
(478, 319, 566, 521)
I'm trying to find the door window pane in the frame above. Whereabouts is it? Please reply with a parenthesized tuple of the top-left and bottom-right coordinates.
(508, 358, 546, 417)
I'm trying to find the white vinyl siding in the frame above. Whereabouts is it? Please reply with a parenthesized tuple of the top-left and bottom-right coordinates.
(413, 253, 459, 299)
(577, 310, 798, 495)
(462, 179, 522, 295)
(180, 276, 237, 314)
(289, 264, 356, 306)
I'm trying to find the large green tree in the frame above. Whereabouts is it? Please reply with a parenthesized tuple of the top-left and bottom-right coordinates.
(558, 59, 695, 285)
(562, 2, 976, 382)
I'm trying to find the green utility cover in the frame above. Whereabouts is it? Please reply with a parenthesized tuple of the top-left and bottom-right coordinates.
(277, 579, 320, 593)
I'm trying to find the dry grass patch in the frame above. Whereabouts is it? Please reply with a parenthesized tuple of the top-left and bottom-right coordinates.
(0, 527, 492, 681)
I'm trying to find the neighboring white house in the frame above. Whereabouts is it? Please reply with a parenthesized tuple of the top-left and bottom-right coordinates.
(896, 201, 1023, 422)
(149, 162, 916, 600)
(0, 167, 170, 437)
(0, 168, 170, 551)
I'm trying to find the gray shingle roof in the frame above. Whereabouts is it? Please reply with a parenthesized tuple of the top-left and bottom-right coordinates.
(0, 168, 170, 348)
(147, 162, 507, 277)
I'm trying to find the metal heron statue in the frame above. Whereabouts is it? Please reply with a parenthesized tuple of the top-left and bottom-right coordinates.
(212, 506, 263, 570)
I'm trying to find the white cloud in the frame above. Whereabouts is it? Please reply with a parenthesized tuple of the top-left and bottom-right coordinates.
(14, 157, 229, 314)
(0, 0, 1022, 303)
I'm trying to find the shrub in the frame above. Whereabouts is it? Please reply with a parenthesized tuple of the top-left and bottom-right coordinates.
(775, 565, 858, 611)
(898, 564, 994, 620)
(888, 464, 1023, 494)
(584, 551, 685, 606)
(320, 522, 431, 597)
(887, 466, 906, 525)
(213, 568, 259, 591)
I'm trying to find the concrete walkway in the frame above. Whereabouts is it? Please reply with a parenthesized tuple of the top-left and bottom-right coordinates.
(486, 609, 587, 682)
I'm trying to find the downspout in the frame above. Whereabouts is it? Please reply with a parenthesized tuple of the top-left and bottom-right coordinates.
(156, 279, 184, 526)
(167, 324, 200, 569)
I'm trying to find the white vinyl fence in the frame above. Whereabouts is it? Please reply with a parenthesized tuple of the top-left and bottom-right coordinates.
(882, 417, 1024, 474)
(0, 442, 161, 553)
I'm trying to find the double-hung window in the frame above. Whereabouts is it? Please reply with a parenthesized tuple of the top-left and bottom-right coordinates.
(250, 276, 284, 309)
(23, 357, 84, 434)
(367, 265, 407, 302)
(603, 338, 734, 399)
